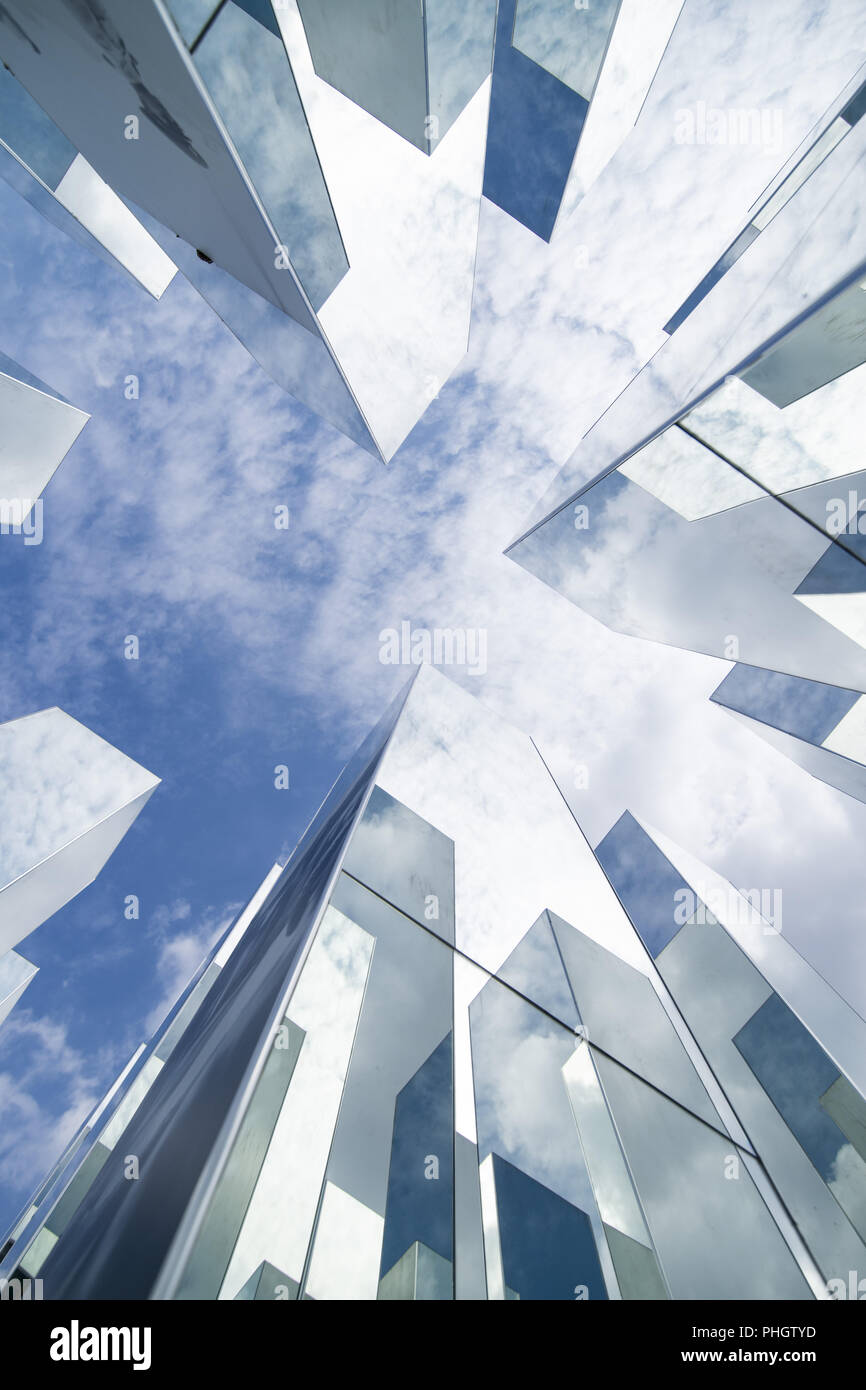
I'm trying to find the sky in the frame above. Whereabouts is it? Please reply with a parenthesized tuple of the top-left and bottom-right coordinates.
(1, 0, 866, 1237)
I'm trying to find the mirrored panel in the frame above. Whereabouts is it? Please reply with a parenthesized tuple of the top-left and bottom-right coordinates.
(342, 784, 455, 944)
(483, 0, 589, 240)
(654, 910, 866, 1284)
(193, 1, 347, 309)
(592, 1050, 813, 1300)
(303, 874, 455, 1300)
(509, 458, 866, 690)
(512, 0, 621, 100)
(29, 679, 410, 1299)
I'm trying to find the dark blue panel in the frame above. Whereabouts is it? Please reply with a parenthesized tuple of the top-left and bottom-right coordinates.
(38, 675, 415, 1300)
(492, 1153, 607, 1301)
(380, 1033, 453, 1278)
(232, 0, 281, 40)
(796, 529, 866, 595)
(733, 994, 845, 1182)
(483, 0, 588, 241)
(711, 664, 859, 746)
(842, 79, 866, 126)
(594, 811, 693, 958)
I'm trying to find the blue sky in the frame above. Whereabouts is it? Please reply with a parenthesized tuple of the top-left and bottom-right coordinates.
(2, 0, 866, 1237)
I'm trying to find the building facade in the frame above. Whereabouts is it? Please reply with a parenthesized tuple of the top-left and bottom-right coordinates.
(3, 667, 861, 1300)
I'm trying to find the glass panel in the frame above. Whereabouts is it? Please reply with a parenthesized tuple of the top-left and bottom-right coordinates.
(215, 904, 373, 1299)
(0, 0, 320, 332)
(296, 0, 428, 153)
(561, 1043, 651, 1249)
(550, 910, 729, 1133)
(594, 812, 693, 960)
(0, 708, 155, 956)
(379, 1034, 454, 1286)
(664, 225, 761, 335)
(686, 370, 866, 513)
(711, 666, 859, 746)
(512, 0, 621, 100)
(425, 0, 498, 144)
(741, 279, 866, 407)
(0, 949, 37, 1027)
(592, 1050, 813, 1299)
(194, 1, 347, 310)
(734, 994, 866, 1244)
(127, 202, 380, 457)
(302, 874, 455, 1300)
(454, 1134, 487, 1300)
(164, 0, 220, 48)
(603, 1224, 668, 1301)
(341, 784, 455, 944)
(657, 915, 866, 1282)
(468, 969, 615, 1297)
(485, 1152, 607, 1300)
(375, 664, 640, 979)
(510, 105, 866, 566)
(33, 678, 411, 1299)
(175, 1016, 306, 1299)
(494, 911, 579, 1029)
(0, 367, 86, 530)
(233, 1260, 299, 1300)
(483, 0, 588, 241)
(0, 63, 76, 189)
(510, 461, 866, 689)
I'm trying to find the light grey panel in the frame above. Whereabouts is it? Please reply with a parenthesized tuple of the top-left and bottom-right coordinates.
(821, 1074, 866, 1165)
(324, 873, 453, 1216)
(741, 279, 866, 407)
(604, 1224, 668, 1301)
(154, 962, 221, 1061)
(45, 1143, 112, 1239)
(233, 1259, 299, 1300)
(377, 1240, 452, 1300)
(296, 0, 428, 152)
(175, 1018, 305, 1299)
(455, 1134, 487, 1300)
